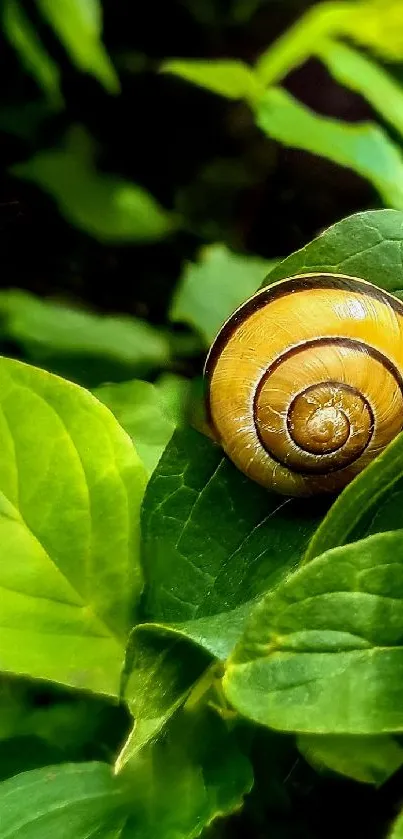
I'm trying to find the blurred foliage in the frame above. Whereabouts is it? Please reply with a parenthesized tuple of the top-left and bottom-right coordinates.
(2, 2, 403, 837)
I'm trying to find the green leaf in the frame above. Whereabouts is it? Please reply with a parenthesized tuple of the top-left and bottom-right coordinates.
(2, 0, 62, 106)
(161, 59, 262, 102)
(224, 530, 403, 735)
(142, 427, 326, 659)
(0, 290, 171, 383)
(95, 380, 175, 475)
(298, 733, 403, 786)
(255, 87, 403, 209)
(170, 244, 275, 345)
(317, 40, 403, 141)
(348, 0, 403, 62)
(265, 208, 403, 292)
(155, 373, 190, 426)
(390, 808, 403, 838)
(0, 762, 130, 838)
(116, 625, 212, 769)
(11, 137, 175, 243)
(0, 710, 252, 839)
(0, 357, 146, 694)
(254, 1, 403, 87)
(35, 0, 120, 93)
(305, 433, 403, 562)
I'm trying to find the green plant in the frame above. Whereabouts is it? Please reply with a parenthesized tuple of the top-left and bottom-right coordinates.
(163, 0, 403, 210)
(1, 209, 403, 837)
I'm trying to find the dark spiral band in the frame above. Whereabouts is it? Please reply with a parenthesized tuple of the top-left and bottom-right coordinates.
(252, 337, 403, 476)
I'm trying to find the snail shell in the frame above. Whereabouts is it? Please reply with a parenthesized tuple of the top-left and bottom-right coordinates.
(204, 273, 403, 496)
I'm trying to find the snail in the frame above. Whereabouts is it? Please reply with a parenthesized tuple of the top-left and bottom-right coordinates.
(204, 273, 403, 496)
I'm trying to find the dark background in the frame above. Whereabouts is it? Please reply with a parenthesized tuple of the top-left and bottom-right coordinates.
(0, 0, 379, 326)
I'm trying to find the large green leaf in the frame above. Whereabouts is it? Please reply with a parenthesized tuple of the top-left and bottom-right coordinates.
(170, 244, 275, 345)
(0, 290, 171, 383)
(255, 88, 403, 209)
(116, 624, 212, 769)
(224, 530, 403, 735)
(0, 357, 146, 694)
(265, 208, 403, 291)
(3, 0, 61, 106)
(95, 380, 176, 475)
(142, 427, 326, 658)
(35, 0, 119, 93)
(11, 136, 175, 243)
(0, 710, 252, 839)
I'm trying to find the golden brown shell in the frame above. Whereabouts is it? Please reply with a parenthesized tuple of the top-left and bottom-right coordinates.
(204, 273, 403, 496)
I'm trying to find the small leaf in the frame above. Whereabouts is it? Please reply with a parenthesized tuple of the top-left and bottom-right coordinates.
(0, 357, 146, 694)
(35, 0, 120, 93)
(141, 427, 326, 658)
(11, 138, 175, 243)
(224, 530, 403, 735)
(161, 59, 262, 102)
(265, 208, 403, 292)
(116, 625, 212, 768)
(298, 733, 403, 786)
(0, 710, 252, 839)
(317, 40, 403, 141)
(95, 380, 176, 475)
(255, 87, 403, 209)
(2, 0, 62, 106)
(170, 244, 275, 345)
(0, 290, 171, 383)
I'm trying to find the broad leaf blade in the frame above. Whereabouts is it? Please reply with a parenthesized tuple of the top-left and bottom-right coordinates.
(142, 427, 326, 657)
(0, 710, 252, 839)
(0, 762, 128, 838)
(225, 530, 403, 734)
(255, 88, 403, 209)
(0, 357, 146, 694)
(265, 208, 403, 291)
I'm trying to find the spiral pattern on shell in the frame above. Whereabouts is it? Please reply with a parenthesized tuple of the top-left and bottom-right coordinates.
(204, 274, 403, 496)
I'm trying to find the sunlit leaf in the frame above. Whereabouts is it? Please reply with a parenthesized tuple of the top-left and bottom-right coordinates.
(317, 40, 403, 141)
(161, 59, 262, 102)
(0, 357, 146, 694)
(225, 530, 403, 735)
(35, 0, 119, 93)
(255, 87, 403, 209)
